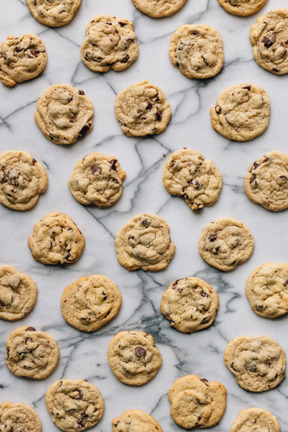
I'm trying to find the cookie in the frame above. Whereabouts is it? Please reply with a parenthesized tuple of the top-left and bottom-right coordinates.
(131, 0, 187, 18)
(210, 83, 270, 141)
(61, 274, 122, 332)
(230, 407, 280, 432)
(0, 150, 48, 211)
(250, 9, 288, 74)
(168, 375, 227, 429)
(68, 152, 126, 207)
(245, 151, 288, 211)
(115, 213, 175, 271)
(114, 80, 171, 137)
(28, 212, 85, 265)
(0, 33, 46, 87)
(169, 25, 224, 79)
(34, 84, 94, 145)
(199, 217, 254, 271)
(112, 410, 162, 432)
(224, 335, 286, 392)
(5, 326, 59, 379)
(81, 15, 138, 73)
(45, 379, 104, 432)
(219, 0, 268, 16)
(26, 0, 82, 27)
(0, 401, 42, 432)
(161, 277, 219, 333)
(107, 330, 162, 385)
(162, 149, 222, 211)
(0, 266, 37, 321)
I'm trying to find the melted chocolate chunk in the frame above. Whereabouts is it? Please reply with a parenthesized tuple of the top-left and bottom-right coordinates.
(135, 346, 146, 357)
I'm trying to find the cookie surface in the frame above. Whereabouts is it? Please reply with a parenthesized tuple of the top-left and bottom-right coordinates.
(168, 375, 227, 429)
(0, 33, 46, 87)
(210, 83, 270, 141)
(81, 15, 138, 72)
(169, 25, 224, 79)
(162, 149, 222, 211)
(5, 326, 59, 379)
(68, 152, 126, 207)
(0, 150, 48, 211)
(45, 379, 104, 432)
(28, 212, 85, 265)
(114, 80, 171, 137)
(112, 409, 162, 432)
(0, 401, 42, 432)
(219, 0, 268, 16)
(34, 84, 94, 145)
(115, 213, 175, 271)
(199, 217, 254, 271)
(61, 274, 122, 332)
(107, 330, 162, 385)
(26, 0, 82, 27)
(131, 0, 187, 17)
(230, 407, 280, 432)
(224, 335, 286, 392)
(245, 151, 288, 211)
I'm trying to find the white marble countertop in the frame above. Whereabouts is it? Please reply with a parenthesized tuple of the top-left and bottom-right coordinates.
(1, 0, 288, 430)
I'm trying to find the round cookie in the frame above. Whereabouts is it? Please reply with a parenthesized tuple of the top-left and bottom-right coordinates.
(34, 84, 94, 145)
(230, 407, 280, 432)
(0, 33, 46, 87)
(168, 375, 227, 429)
(219, 0, 268, 17)
(199, 217, 254, 271)
(26, 0, 82, 27)
(162, 148, 222, 211)
(68, 152, 126, 207)
(131, 0, 187, 18)
(161, 277, 219, 333)
(169, 25, 224, 79)
(0, 266, 38, 321)
(250, 9, 288, 74)
(5, 326, 59, 379)
(0, 150, 48, 211)
(81, 15, 138, 73)
(61, 274, 122, 332)
(45, 379, 104, 432)
(210, 83, 270, 141)
(107, 330, 162, 385)
(115, 213, 175, 271)
(224, 335, 286, 392)
(0, 401, 42, 432)
(112, 410, 162, 432)
(245, 151, 288, 211)
(114, 80, 171, 137)
(28, 212, 85, 265)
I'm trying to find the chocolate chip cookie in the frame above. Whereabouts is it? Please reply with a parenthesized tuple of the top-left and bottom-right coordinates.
(112, 410, 162, 432)
(131, 0, 187, 18)
(26, 0, 82, 27)
(230, 407, 280, 432)
(219, 0, 268, 16)
(0, 401, 42, 432)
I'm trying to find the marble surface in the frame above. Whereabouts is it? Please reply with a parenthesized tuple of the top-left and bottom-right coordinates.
(1, 0, 288, 430)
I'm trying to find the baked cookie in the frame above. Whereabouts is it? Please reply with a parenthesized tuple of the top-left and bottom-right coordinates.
(224, 335, 286, 392)
(219, 0, 268, 16)
(0, 266, 37, 321)
(112, 410, 162, 432)
(61, 274, 122, 332)
(161, 277, 219, 333)
(115, 213, 175, 271)
(250, 9, 288, 74)
(210, 83, 270, 141)
(0, 150, 48, 211)
(131, 0, 187, 18)
(0, 33, 46, 87)
(28, 212, 85, 265)
(169, 25, 224, 79)
(5, 326, 59, 379)
(0, 401, 42, 432)
(245, 151, 288, 211)
(34, 84, 94, 145)
(199, 217, 254, 271)
(168, 375, 227, 429)
(81, 15, 138, 73)
(26, 0, 82, 27)
(162, 149, 222, 211)
(68, 152, 126, 207)
(114, 81, 171, 137)
(107, 330, 162, 385)
(45, 379, 104, 432)
(230, 407, 280, 432)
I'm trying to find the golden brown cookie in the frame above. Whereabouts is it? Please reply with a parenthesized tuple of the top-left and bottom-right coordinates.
(112, 410, 162, 432)
(219, 0, 268, 17)
(0, 401, 42, 432)
(230, 407, 280, 432)
(26, 0, 82, 27)
(131, 0, 187, 18)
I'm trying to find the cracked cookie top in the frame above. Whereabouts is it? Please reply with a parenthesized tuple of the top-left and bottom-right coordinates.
(131, 0, 187, 18)
(230, 407, 280, 432)
(112, 410, 162, 432)
(0, 401, 42, 432)
(219, 0, 268, 16)
(26, 0, 82, 27)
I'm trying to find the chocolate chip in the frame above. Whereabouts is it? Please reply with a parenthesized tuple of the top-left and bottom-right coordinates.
(25, 326, 36, 331)
(79, 124, 90, 137)
(121, 54, 130, 63)
(30, 50, 41, 57)
(200, 290, 208, 297)
(262, 36, 274, 48)
(209, 234, 217, 242)
(75, 389, 83, 399)
(79, 90, 85, 95)
(32, 158, 37, 165)
(109, 159, 117, 171)
(200, 378, 209, 386)
(215, 105, 222, 114)
(92, 166, 102, 175)
(156, 110, 162, 121)
(14, 46, 23, 53)
(146, 100, 152, 110)
(118, 21, 127, 27)
(135, 347, 146, 357)
(141, 218, 150, 227)
(242, 85, 251, 91)
(284, 279, 288, 287)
